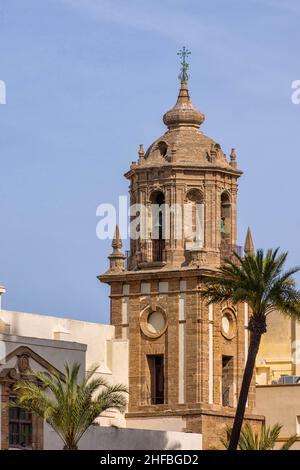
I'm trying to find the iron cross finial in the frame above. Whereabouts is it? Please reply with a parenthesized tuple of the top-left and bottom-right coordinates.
(177, 46, 191, 82)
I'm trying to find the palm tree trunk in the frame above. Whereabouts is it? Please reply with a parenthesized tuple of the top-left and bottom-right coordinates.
(63, 444, 78, 450)
(228, 328, 262, 450)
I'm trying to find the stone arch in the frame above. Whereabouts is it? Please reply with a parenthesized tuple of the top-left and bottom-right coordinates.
(149, 190, 165, 262)
(185, 187, 204, 204)
(220, 191, 231, 236)
(157, 141, 168, 158)
(185, 188, 205, 249)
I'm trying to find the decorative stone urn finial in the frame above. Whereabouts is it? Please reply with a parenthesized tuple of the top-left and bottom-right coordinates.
(0, 285, 6, 311)
(107, 225, 126, 273)
(244, 227, 255, 255)
(138, 144, 144, 160)
(230, 148, 237, 169)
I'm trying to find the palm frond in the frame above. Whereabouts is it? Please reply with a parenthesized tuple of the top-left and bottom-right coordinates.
(280, 434, 297, 450)
(13, 362, 128, 450)
(202, 248, 300, 321)
(222, 422, 295, 450)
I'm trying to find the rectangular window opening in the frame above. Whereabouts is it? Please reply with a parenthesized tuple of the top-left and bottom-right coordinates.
(147, 354, 165, 405)
(222, 355, 234, 407)
(9, 397, 32, 449)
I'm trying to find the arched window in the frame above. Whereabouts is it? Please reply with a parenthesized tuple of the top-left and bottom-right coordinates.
(185, 188, 204, 250)
(150, 191, 165, 262)
(221, 192, 231, 236)
(157, 141, 168, 158)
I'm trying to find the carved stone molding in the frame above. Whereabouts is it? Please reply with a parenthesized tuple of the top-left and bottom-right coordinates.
(140, 304, 168, 339)
(221, 307, 237, 340)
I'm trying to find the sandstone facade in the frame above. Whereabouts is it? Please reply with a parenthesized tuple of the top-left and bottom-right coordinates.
(99, 77, 264, 449)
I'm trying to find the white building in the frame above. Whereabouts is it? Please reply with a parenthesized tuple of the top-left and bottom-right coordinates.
(0, 298, 200, 450)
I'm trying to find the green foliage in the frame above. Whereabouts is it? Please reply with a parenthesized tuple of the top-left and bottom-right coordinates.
(202, 248, 300, 450)
(202, 248, 300, 321)
(221, 423, 297, 450)
(13, 362, 128, 450)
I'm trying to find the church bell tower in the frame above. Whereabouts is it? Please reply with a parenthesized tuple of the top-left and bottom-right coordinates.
(99, 48, 263, 449)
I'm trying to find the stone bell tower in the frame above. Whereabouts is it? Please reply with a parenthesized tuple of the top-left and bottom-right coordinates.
(99, 49, 263, 449)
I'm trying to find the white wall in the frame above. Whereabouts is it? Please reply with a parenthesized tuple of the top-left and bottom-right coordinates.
(126, 416, 186, 432)
(0, 312, 201, 448)
(44, 424, 202, 450)
(0, 310, 129, 427)
(0, 333, 86, 376)
(0, 310, 128, 386)
(0, 334, 87, 450)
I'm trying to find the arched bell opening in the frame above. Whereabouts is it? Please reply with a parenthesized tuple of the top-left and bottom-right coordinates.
(185, 188, 205, 250)
(157, 141, 168, 158)
(150, 190, 165, 262)
(220, 191, 231, 239)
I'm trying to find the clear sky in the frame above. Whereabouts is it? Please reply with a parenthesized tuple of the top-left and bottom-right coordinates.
(0, 0, 299, 323)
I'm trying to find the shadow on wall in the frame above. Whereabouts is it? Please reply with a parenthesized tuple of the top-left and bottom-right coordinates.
(45, 425, 202, 450)
(81, 427, 181, 450)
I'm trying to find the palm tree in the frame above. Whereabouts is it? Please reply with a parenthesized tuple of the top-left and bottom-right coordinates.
(221, 422, 297, 450)
(202, 248, 300, 450)
(13, 362, 128, 450)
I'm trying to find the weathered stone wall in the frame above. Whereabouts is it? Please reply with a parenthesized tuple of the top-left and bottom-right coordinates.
(102, 269, 260, 449)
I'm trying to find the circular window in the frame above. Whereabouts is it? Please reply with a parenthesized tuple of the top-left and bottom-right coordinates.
(222, 315, 230, 335)
(140, 306, 168, 339)
(221, 309, 236, 340)
(147, 311, 166, 334)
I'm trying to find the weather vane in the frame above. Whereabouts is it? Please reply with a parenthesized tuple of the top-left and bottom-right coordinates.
(177, 46, 191, 82)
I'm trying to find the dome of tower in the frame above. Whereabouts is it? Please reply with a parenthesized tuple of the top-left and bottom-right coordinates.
(140, 80, 236, 170)
(163, 80, 205, 129)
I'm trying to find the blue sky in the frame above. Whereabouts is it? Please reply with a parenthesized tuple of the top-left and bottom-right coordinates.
(0, 0, 299, 323)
